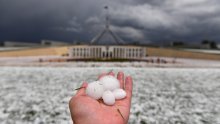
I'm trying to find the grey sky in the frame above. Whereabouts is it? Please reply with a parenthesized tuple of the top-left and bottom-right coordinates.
(0, 0, 220, 44)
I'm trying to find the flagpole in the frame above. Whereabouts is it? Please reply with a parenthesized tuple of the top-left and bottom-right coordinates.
(104, 6, 109, 29)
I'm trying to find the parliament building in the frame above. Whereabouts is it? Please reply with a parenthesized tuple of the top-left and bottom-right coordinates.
(68, 45, 146, 60)
(68, 7, 146, 60)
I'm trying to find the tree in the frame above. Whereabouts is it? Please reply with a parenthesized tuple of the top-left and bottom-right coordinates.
(201, 40, 217, 49)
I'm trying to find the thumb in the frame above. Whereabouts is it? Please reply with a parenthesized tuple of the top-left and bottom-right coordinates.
(76, 82, 88, 96)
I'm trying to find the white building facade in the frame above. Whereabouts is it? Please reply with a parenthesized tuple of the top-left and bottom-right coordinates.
(68, 45, 146, 60)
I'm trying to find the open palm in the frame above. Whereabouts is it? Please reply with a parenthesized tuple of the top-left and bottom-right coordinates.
(69, 72, 133, 124)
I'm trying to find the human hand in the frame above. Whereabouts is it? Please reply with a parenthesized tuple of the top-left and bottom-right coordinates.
(69, 72, 133, 124)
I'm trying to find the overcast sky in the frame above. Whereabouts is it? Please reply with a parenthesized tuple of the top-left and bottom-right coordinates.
(0, 0, 220, 44)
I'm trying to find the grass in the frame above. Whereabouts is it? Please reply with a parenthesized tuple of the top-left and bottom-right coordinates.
(146, 47, 220, 60)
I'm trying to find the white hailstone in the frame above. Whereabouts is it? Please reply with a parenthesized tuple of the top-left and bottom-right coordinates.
(113, 89, 127, 100)
(102, 91, 115, 105)
(86, 81, 104, 100)
(99, 75, 120, 91)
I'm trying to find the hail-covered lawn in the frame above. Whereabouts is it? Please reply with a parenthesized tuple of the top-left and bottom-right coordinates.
(0, 67, 220, 124)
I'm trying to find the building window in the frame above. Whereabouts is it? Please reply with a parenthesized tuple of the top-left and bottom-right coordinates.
(110, 52, 112, 58)
(136, 49, 138, 57)
(103, 52, 105, 58)
(83, 48, 86, 57)
(99, 48, 101, 57)
(73, 49, 75, 56)
(113, 48, 116, 58)
(126, 49, 128, 58)
(129, 49, 131, 58)
(96, 48, 99, 58)
(79, 48, 81, 57)
(87, 48, 89, 57)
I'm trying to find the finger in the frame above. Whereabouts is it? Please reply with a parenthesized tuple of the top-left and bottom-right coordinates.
(125, 76, 133, 103)
(98, 71, 115, 80)
(75, 82, 88, 96)
(117, 71, 124, 89)
(108, 71, 115, 77)
(98, 73, 107, 80)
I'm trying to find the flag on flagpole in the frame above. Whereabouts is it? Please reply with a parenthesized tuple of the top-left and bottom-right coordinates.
(104, 6, 108, 9)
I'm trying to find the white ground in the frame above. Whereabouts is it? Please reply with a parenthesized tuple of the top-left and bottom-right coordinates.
(0, 67, 220, 124)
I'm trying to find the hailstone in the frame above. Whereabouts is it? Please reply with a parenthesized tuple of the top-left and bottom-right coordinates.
(99, 75, 120, 91)
(102, 91, 115, 105)
(86, 81, 104, 100)
(113, 89, 126, 100)
(85, 74, 127, 106)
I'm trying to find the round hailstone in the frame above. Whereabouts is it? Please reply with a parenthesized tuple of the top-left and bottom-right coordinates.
(113, 89, 127, 100)
(86, 81, 104, 100)
(99, 75, 120, 91)
(102, 91, 115, 105)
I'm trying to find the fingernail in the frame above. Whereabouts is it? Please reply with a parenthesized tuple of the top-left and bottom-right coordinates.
(82, 82, 88, 87)
(118, 72, 124, 76)
(118, 71, 123, 74)
(126, 76, 132, 80)
(108, 72, 114, 75)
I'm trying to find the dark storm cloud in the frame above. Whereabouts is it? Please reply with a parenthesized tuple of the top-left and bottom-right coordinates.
(0, 0, 220, 44)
